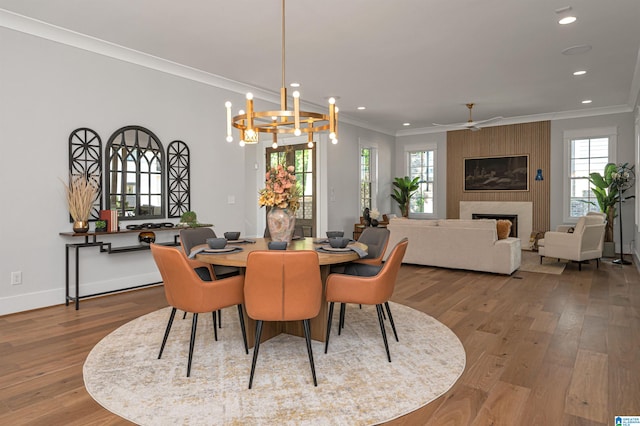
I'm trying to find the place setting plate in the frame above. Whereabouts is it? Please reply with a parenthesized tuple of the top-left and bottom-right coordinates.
(202, 246, 243, 254)
(317, 245, 354, 253)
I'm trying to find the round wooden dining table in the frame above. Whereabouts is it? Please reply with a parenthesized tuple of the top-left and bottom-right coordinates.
(195, 237, 367, 347)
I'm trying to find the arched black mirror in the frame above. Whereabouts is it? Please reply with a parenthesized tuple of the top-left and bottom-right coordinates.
(105, 126, 165, 220)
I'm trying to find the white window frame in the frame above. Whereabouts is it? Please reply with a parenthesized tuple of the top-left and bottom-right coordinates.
(563, 127, 617, 223)
(404, 143, 437, 219)
(359, 144, 377, 214)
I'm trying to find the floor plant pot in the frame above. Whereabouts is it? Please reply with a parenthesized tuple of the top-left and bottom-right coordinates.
(602, 241, 615, 258)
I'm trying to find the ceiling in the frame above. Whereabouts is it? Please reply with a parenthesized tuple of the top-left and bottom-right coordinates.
(1, 0, 639, 135)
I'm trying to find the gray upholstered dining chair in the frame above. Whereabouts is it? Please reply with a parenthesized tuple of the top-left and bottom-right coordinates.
(180, 228, 240, 279)
(179, 228, 241, 325)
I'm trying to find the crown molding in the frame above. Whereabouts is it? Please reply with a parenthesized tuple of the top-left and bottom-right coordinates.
(1, 9, 395, 137)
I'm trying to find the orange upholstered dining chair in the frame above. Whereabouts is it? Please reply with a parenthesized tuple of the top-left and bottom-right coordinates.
(244, 250, 322, 389)
(324, 238, 408, 362)
(150, 244, 248, 377)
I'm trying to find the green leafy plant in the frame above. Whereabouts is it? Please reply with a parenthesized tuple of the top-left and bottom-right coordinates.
(180, 211, 198, 227)
(587, 163, 624, 242)
(391, 176, 420, 217)
(95, 220, 107, 231)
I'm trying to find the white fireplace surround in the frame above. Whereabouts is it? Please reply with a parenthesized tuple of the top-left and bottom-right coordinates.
(460, 201, 533, 245)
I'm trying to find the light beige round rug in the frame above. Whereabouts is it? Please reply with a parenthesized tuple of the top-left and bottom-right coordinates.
(84, 302, 465, 425)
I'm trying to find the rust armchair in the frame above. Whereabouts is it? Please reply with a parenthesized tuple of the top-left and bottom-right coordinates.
(150, 244, 248, 377)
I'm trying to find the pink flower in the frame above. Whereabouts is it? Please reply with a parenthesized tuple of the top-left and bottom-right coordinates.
(287, 165, 295, 173)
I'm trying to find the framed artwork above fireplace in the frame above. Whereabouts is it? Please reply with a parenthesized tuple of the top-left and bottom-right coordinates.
(464, 155, 529, 191)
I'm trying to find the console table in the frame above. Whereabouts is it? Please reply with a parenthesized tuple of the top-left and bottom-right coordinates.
(59, 226, 206, 310)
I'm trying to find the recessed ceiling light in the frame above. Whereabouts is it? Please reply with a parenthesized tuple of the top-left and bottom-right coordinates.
(403, 123, 411, 126)
(357, 106, 366, 110)
(559, 16, 577, 25)
(562, 44, 592, 55)
(582, 99, 592, 104)
(573, 70, 587, 76)
(290, 82, 300, 88)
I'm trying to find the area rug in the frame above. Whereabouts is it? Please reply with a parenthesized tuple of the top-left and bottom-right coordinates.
(519, 249, 567, 274)
(84, 302, 465, 425)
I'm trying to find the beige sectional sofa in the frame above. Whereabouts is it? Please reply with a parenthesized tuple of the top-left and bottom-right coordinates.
(385, 218, 521, 275)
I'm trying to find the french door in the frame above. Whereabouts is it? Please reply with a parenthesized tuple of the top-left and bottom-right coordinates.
(266, 143, 316, 237)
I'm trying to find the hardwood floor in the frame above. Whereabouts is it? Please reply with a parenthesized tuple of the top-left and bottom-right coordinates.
(1, 258, 638, 425)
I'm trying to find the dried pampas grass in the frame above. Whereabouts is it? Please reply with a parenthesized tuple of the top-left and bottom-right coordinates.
(63, 174, 99, 222)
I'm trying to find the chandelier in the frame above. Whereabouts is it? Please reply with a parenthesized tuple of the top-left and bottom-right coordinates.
(224, 0, 338, 149)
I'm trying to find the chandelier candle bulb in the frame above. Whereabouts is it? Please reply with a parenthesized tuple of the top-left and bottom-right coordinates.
(293, 91, 301, 135)
(225, 102, 233, 142)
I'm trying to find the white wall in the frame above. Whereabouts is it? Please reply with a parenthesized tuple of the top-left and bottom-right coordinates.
(0, 27, 393, 315)
(327, 125, 396, 235)
(550, 112, 636, 255)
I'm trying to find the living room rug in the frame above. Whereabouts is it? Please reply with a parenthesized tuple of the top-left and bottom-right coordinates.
(84, 302, 465, 425)
(519, 249, 568, 274)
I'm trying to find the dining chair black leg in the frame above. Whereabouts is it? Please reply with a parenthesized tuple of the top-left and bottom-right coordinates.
(248, 320, 264, 389)
(212, 311, 218, 341)
(302, 319, 318, 386)
(597, 258, 600, 268)
(376, 304, 391, 362)
(338, 303, 346, 335)
(237, 304, 248, 354)
(183, 311, 187, 319)
(325, 302, 335, 354)
(218, 309, 222, 329)
(187, 313, 199, 377)
(158, 307, 177, 359)
(384, 301, 399, 342)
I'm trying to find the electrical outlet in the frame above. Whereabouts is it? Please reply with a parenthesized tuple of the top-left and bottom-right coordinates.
(11, 271, 22, 285)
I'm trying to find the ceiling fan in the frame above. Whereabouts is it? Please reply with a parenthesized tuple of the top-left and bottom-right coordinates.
(432, 103, 503, 131)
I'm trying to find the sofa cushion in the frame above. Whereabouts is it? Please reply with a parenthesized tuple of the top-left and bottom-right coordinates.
(437, 219, 496, 230)
(389, 218, 438, 228)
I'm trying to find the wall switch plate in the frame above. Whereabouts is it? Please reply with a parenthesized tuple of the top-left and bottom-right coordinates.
(11, 271, 22, 285)
(227, 195, 235, 204)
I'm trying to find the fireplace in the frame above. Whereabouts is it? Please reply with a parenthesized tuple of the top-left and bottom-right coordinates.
(472, 213, 518, 237)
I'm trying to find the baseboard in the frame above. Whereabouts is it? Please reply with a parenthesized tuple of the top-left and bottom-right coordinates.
(0, 272, 161, 316)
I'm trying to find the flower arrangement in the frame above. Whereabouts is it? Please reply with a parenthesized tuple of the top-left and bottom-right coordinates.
(258, 164, 300, 212)
(369, 208, 381, 220)
(63, 173, 99, 222)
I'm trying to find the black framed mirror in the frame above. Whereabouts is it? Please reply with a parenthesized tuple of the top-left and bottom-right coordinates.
(105, 126, 165, 220)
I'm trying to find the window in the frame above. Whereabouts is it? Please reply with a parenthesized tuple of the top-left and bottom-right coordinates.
(359, 147, 375, 212)
(564, 127, 616, 220)
(407, 148, 435, 215)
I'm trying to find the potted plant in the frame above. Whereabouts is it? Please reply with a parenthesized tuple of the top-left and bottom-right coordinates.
(587, 162, 633, 256)
(391, 176, 420, 217)
(180, 211, 199, 227)
(94, 220, 107, 232)
(63, 174, 99, 233)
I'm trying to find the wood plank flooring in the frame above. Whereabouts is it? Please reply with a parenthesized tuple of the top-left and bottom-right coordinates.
(1, 258, 638, 425)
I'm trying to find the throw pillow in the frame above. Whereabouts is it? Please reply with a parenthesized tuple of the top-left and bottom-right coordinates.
(496, 220, 512, 240)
